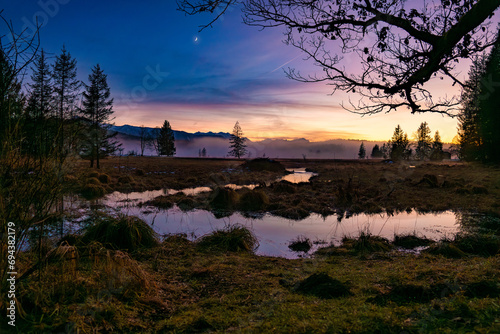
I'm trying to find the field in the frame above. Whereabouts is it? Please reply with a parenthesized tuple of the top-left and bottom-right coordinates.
(6, 157, 500, 333)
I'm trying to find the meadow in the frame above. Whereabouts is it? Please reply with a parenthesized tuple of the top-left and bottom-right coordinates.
(5, 157, 500, 333)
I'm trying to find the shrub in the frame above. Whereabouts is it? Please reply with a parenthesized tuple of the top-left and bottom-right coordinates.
(196, 225, 258, 253)
(82, 215, 159, 252)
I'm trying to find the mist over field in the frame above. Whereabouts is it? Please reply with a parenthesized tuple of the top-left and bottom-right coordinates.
(114, 131, 386, 159)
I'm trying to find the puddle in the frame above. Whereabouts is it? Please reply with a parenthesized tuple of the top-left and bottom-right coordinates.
(279, 168, 318, 184)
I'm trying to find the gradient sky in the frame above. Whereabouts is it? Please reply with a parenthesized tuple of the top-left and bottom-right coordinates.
(3, 1, 499, 142)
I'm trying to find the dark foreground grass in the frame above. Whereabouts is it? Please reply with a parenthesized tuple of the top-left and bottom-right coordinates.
(5, 226, 500, 333)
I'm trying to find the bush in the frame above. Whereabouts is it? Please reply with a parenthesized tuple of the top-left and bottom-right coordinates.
(82, 214, 159, 252)
(196, 225, 258, 253)
(238, 189, 269, 211)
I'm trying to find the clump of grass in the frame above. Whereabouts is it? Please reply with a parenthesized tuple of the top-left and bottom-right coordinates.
(453, 233, 500, 256)
(241, 158, 286, 172)
(82, 214, 159, 252)
(273, 207, 310, 220)
(80, 183, 106, 199)
(196, 225, 258, 253)
(464, 280, 500, 298)
(419, 174, 439, 188)
(288, 235, 312, 253)
(135, 169, 145, 176)
(294, 272, 352, 299)
(145, 195, 174, 210)
(98, 173, 111, 184)
(238, 189, 269, 211)
(271, 181, 297, 194)
(393, 233, 434, 249)
(209, 187, 239, 210)
(88, 171, 100, 178)
(342, 231, 393, 254)
(425, 240, 467, 258)
(86, 177, 101, 185)
(118, 175, 134, 184)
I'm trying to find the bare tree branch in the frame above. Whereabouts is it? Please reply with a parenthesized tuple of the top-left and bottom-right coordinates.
(177, 0, 500, 115)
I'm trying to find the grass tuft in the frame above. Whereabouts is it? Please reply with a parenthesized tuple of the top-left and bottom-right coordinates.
(209, 187, 239, 211)
(196, 225, 258, 253)
(241, 158, 286, 172)
(238, 189, 269, 211)
(393, 233, 433, 249)
(288, 235, 313, 253)
(82, 214, 159, 252)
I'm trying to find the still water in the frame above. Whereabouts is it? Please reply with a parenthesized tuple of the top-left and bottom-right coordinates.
(100, 189, 458, 258)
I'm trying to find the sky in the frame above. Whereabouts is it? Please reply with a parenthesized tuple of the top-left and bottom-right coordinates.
(2, 1, 499, 142)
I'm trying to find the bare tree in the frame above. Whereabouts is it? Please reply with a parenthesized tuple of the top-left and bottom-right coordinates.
(178, 0, 500, 114)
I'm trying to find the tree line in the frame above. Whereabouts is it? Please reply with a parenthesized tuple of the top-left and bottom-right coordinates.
(358, 122, 446, 161)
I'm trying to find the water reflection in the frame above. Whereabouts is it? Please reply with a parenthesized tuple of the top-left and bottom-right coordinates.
(109, 202, 458, 259)
(279, 168, 318, 183)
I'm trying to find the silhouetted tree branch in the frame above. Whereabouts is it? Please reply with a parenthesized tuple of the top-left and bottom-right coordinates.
(177, 0, 500, 115)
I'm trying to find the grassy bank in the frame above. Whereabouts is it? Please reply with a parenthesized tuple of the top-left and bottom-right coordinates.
(6, 226, 500, 333)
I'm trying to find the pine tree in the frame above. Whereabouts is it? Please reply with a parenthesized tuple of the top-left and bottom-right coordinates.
(370, 144, 383, 158)
(52, 45, 81, 160)
(358, 142, 366, 159)
(478, 31, 500, 163)
(430, 131, 445, 161)
(80, 64, 119, 168)
(25, 49, 54, 158)
(458, 54, 486, 161)
(415, 122, 432, 160)
(202, 147, 207, 157)
(228, 121, 247, 159)
(389, 125, 410, 161)
(157, 120, 176, 156)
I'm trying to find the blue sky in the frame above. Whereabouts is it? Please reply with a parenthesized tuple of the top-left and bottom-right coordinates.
(2, 0, 496, 142)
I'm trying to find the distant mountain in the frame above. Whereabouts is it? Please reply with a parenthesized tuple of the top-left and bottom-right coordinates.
(110, 124, 231, 141)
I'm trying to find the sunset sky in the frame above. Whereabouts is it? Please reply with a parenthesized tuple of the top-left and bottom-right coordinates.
(4, 1, 499, 142)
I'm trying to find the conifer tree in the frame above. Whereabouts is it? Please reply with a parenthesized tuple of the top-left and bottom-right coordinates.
(52, 45, 81, 160)
(458, 54, 486, 161)
(430, 131, 445, 161)
(26, 49, 54, 158)
(478, 31, 500, 163)
(389, 125, 410, 161)
(228, 121, 247, 159)
(370, 144, 383, 158)
(157, 120, 176, 156)
(415, 122, 432, 160)
(358, 142, 366, 159)
(80, 64, 119, 168)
